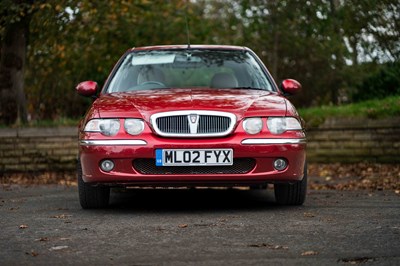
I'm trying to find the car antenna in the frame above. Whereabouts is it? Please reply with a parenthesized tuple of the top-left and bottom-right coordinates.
(185, 0, 191, 49)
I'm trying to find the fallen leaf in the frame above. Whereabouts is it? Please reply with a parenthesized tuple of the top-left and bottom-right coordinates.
(35, 237, 49, 242)
(303, 212, 315, 218)
(49, 246, 68, 251)
(270, 245, 288, 250)
(301, 250, 319, 256)
(248, 243, 288, 250)
(178, 224, 188, 228)
(308, 163, 400, 191)
(2, 163, 398, 191)
(51, 214, 72, 219)
(339, 257, 376, 264)
(25, 251, 39, 257)
(19, 224, 28, 229)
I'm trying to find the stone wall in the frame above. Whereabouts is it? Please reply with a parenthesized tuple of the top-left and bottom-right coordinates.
(306, 117, 400, 163)
(0, 127, 77, 173)
(0, 117, 399, 173)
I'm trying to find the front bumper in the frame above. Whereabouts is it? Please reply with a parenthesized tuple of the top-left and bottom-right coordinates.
(79, 131, 306, 187)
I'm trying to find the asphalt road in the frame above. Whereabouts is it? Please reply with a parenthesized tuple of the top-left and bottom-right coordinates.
(0, 185, 399, 265)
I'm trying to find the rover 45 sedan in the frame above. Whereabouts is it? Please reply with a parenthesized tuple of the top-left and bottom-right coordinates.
(76, 45, 307, 208)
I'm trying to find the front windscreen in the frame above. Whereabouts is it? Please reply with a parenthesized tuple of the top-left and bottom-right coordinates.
(106, 49, 275, 93)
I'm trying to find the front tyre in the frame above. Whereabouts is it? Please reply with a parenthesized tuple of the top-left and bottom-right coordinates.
(274, 162, 307, 205)
(78, 160, 110, 209)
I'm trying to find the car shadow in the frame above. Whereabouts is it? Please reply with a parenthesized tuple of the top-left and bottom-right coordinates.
(106, 188, 282, 213)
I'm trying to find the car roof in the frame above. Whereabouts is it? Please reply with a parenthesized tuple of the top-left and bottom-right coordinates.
(130, 45, 250, 52)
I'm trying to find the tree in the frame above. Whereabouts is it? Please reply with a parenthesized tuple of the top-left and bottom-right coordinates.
(0, 0, 32, 125)
(2, 0, 399, 123)
(206, 0, 400, 106)
(25, 0, 212, 120)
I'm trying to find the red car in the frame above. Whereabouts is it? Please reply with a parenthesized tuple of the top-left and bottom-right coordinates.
(76, 45, 307, 208)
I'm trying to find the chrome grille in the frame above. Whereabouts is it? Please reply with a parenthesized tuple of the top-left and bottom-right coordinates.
(197, 115, 230, 134)
(151, 111, 236, 137)
(156, 115, 190, 134)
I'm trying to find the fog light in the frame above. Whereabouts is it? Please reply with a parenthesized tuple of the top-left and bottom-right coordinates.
(100, 160, 114, 172)
(274, 159, 287, 171)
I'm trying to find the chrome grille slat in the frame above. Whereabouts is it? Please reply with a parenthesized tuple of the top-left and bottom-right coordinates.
(151, 111, 236, 137)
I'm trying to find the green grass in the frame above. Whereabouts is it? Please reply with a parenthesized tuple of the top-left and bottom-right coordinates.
(298, 95, 400, 127)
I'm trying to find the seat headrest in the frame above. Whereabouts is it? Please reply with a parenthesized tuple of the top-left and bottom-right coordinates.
(210, 72, 238, 88)
(137, 67, 165, 84)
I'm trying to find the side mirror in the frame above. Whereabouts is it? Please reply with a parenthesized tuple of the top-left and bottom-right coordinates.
(76, 81, 99, 97)
(280, 79, 302, 95)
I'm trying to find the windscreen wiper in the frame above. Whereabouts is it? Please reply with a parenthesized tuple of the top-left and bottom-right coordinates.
(227, 87, 268, 91)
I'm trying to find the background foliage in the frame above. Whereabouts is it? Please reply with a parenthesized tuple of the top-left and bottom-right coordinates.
(0, 0, 399, 122)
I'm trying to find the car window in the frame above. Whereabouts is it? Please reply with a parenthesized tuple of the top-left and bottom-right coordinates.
(106, 50, 274, 93)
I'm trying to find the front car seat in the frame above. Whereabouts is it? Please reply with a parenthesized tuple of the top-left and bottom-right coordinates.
(210, 72, 238, 88)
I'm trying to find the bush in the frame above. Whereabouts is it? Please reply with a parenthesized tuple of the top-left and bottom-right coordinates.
(352, 62, 400, 102)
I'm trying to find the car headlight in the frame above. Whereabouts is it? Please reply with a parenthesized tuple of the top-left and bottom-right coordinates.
(243, 117, 263, 134)
(124, 119, 145, 135)
(267, 117, 302, 134)
(84, 119, 120, 136)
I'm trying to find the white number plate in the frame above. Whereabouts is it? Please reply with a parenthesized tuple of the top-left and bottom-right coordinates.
(156, 149, 233, 166)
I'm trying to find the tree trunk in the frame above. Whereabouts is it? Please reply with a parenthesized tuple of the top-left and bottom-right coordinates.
(0, 18, 29, 125)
